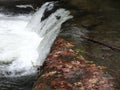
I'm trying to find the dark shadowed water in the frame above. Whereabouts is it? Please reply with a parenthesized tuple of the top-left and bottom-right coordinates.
(0, 75, 35, 90)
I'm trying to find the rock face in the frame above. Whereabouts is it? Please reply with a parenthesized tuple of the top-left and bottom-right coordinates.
(67, 0, 120, 12)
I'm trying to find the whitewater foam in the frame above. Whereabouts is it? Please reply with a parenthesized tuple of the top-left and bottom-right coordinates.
(0, 2, 72, 76)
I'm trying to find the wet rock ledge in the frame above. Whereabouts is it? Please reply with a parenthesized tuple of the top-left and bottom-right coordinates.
(33, 38, 114, 90)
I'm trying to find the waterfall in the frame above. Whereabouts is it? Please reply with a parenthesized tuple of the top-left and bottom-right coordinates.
(0, 2, 72, 77)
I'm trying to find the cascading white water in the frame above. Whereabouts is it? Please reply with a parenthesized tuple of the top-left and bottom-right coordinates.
(0, 2, 72, 77)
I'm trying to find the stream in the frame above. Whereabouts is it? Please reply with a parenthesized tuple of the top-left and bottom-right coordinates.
(0, 2, 72, 90)
(0, 0, 120, 90)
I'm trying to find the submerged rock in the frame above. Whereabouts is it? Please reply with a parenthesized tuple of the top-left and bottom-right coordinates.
(33, 38, 114, 90)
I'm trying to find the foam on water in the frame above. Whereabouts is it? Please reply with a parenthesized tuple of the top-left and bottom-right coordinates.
(16, 5, 33, 9)
(0, 2, 72, 77)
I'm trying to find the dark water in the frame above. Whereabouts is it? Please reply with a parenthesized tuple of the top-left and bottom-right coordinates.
(0, 75, 35, 90)
(61, 0, 120, 89)
(0, 5, 34, 15)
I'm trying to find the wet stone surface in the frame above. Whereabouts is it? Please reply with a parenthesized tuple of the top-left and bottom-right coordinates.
(33, 38, 114, 90)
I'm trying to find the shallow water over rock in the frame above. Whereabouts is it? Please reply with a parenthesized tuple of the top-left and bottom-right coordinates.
(60, 0, 120, 89)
